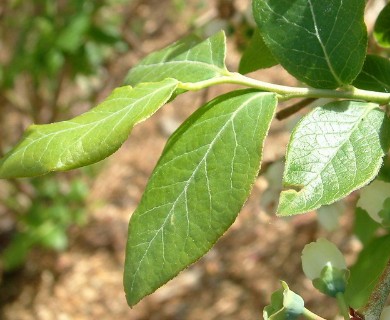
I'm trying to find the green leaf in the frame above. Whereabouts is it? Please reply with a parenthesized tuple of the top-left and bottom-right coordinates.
(353, 207, 380, 247)
(124, 90, 277, 306)
(345, 235, 390, 309)
(252, 0, 367, 89)
(125, 31, 229, 85)
(0, 78, 178, 178)
(239, 28, 278, 74)
(374, 3, 390, 48)
(56, 13, 90, 53)
(278, 101, 390, 216)
(353, 55, 390, 93)
(357, 179, 390, 223)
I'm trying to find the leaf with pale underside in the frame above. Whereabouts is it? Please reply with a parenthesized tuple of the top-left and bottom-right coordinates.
(0, 78, 178, 178)
(252, 0, 367, 89)
(353, 55, 390, 93)
(124, 90, 277, 306)
(278, 101, 390, 216)
(125, 31, 229, 85)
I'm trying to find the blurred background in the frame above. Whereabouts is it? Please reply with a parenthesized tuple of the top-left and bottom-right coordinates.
(0, 0, 387, 319)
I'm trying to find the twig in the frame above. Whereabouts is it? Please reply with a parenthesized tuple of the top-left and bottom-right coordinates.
(359, 259, 390, 320)
(276, 98, 317, 120)
(49, 63, 68, 123)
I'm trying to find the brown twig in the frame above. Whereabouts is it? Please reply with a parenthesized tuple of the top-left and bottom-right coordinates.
(276, 98, 316, 120)
(48, 63, 68, 123)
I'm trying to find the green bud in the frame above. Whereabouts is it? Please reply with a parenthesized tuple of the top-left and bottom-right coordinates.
(263, 281, 305, 320)
(312, 264, 349, 297)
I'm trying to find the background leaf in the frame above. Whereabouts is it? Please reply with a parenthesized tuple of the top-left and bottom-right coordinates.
(374, 3, 390, 48)
(125, 31, 229, 85)
(0, 79, 178, 178)
(278, 101, 390, 216)
(353, 207, 380, 247)
(239, 28, 278, 74)
(357, 179, 390, 223)
(124, 90, 277, 306)
(252, 0, 367, 89)
(353, 54, 390, 92)
(345, 235, 390, 309)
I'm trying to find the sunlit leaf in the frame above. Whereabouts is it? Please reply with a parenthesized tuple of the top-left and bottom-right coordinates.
(278, 101, 390, 216)
(124, 90, 277, 306)
(125, 31, 229, 85)
(374, 3, 390, 48)
(0, 79, 178, 178)
(252, 0, 367, 88)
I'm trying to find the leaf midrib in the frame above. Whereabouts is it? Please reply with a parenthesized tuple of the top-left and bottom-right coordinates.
(129, 93, 261, 294)
(307, 0, 343, 86)
(1, 82, 176, 164)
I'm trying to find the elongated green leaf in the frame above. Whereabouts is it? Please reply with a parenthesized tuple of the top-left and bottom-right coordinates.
(0, 79, 178, 178)
(252, 0, 367, 89)
(345, 235, 390, 309)
(125, 31, 229, 85)
(374, 3, 390, 48)
(124, 90, 277, 306)
(353, 55, 390, 93)
(278, 101, 390, 216)
(239, 28, 278, 74)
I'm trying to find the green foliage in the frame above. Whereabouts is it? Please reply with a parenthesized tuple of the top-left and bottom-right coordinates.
(353, 208, 380, 247)
(125, 31, 229, 85)
(1, 177, 88, 270)
(1, 0, 390, 313)
(345, 235, 390, 309)
(0, 79, 178, 178)
(374, 3, 390, 48)
(252, 0, 367, 89)
(239, 29, 278, 74)
(1, 1, 126, 87)
(353, 55, 390, 92)
(278, 101, 390, 216)
(125, 90, 277, 305)
(0, 0, 127, 274)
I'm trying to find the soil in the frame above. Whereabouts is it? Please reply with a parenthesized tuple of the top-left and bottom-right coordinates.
(0, 0, 384, 319)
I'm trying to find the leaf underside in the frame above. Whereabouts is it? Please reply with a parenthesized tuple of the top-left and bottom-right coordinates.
(278, 101, 390, 216)
(252, 0, 367, 89)
(124, 90, 277, 306)
(0, 78, 178, 178)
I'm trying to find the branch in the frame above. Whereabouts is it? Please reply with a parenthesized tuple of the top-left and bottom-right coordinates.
(359, 259, 390, 320)
(178, 72, 390, 105)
